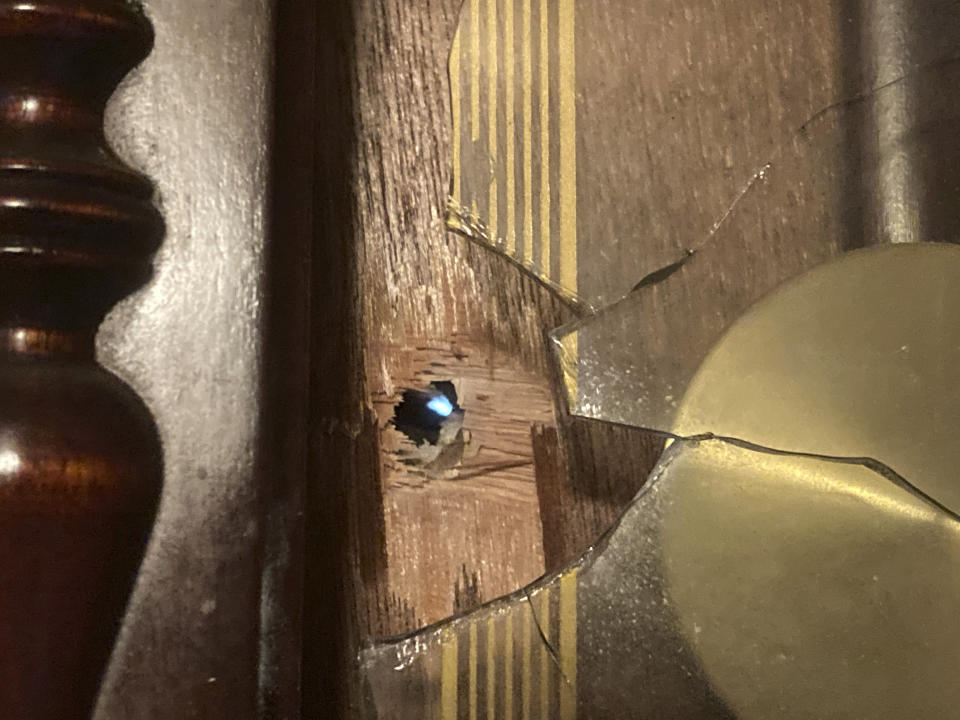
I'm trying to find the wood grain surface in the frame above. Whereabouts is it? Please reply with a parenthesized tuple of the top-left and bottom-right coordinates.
(307, 0, 960, 715)
(59, 0, 960, 716)
(306, 1, 652, 717)
(306, 2, 576, 715)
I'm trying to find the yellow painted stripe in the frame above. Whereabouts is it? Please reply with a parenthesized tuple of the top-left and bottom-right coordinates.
(505, 0, 516, 254)
(487, 615, 497, 719)
(441, 630, 459, 720)
(487, 0, 499, 242)
(522, 606, 532, 720)
(469, 621, 479, 720)
(522, 0, 533, 265)
(539, 590, 551, 718)
(558, 0, 577, 293)
(505, 613, 515, 719)
(471, 0, 480, 142)
(451, 29, 462, 203)
(559, 569, 579, 720)
(538, 0, 550, 275)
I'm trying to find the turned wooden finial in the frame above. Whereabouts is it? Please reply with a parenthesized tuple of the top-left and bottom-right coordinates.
(0, 0, 163, 338)
(0, 1, 163, 717)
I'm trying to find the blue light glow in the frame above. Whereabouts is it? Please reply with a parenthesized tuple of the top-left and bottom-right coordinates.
(426, 394, 455, 418)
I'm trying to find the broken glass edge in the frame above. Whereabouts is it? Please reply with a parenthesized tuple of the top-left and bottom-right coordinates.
(444, 10, 960, 311)
(553, 243, 960, 524)
(358, 433, 960, 719)
(444, 199, 591, 314)
(358, 428, 960, 657)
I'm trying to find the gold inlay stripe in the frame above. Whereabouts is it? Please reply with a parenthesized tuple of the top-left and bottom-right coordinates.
(539, 590, 551, 719)
(522, 606, 532, 719)
(487, 615, 497, 719)
(441, 630, 458, 720)
(505, 613, 515, 719)
(521, 0, 534, 264)
(505, 0, 516, 253)
(538, 0, 550, 274)
(559, 569, 578, 720)
(451, 29, 462, 203)
(487, 0, 499, 240)
(469, 621, 479, 720)
(471, 0, 480, 141)
(558, 0, 577, 293)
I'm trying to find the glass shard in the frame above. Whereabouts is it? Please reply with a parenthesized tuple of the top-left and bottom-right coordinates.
(422, 3, 960, 718)
(559, 243, 960, 517)
(360, 438, 960, 719)
(447, 0, 960, 310)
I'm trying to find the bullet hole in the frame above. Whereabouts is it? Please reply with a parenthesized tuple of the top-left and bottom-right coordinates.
(392, 380, 471, 474)
(392, 380, 462, 447)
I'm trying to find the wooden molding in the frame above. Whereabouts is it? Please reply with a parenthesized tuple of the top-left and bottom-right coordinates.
(0, 1, 162, 716)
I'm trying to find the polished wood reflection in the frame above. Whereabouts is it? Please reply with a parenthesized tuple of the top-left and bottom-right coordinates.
(0, 1, 163, 717)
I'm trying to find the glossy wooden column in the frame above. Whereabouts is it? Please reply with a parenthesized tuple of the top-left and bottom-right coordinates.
(0, 1, 163, 717)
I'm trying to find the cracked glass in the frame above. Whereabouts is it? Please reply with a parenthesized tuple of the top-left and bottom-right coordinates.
(359, 0, 960, 717)
(360, 437, 960, 719)
(555, 56, 960, 432)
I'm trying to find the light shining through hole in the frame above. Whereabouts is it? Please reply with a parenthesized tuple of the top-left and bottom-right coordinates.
(0, 449, 22, 475)
(426, 395, 454, 418)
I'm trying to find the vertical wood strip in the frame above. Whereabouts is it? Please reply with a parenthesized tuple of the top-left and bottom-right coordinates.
(522, 0, 534, 264)
(505, 0, 517, 253)
(487, 0, 499, 240)
(471, 0, 480, 141)
(538, 0, 550, 273)
(441, 630, 459, 720)
(486, 616, 497, 719)
(469, 621, 479, 720)
(505, 613, 515, 719)
(451, 29, 462, 203)
(559, 570, 578, 720)
(558, 0, 577, 293)
(521, 606, 532, 719)
(531, 424, 571, 574)
(538, 590, 551, 718)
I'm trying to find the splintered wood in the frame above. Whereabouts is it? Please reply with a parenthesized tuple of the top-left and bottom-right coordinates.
(346, 0, 575, 641)
(370, 337, 554, 626)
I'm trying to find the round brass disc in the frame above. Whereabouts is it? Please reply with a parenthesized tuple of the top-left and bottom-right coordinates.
(672, 242, 960, 513)
(662, 244, 960, 719)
